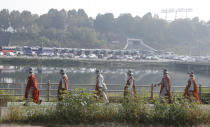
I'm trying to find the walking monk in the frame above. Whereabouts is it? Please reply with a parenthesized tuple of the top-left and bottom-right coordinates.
(95, 69, 109, 104)
(154, 69, 172, 103)
(58, 69, 69, 101)
(24, 67, 42, 106)
(184, 72, 200, 104)
(124, 70, 136, 98)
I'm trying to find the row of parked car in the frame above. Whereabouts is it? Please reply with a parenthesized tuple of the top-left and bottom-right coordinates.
(0, 46, 162, 61)
(0, 51, 16, 56)
(3, 46, 209, 62)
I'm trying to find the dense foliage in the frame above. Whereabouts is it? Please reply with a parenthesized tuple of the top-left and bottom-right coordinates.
(1, 9, 210, 54)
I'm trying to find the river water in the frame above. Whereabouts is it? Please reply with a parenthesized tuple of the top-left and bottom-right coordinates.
(0, 64, 210, 95)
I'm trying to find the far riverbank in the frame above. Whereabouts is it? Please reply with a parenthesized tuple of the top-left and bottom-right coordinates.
(1, 56, 210, 73)
(0, 56, 173, 68)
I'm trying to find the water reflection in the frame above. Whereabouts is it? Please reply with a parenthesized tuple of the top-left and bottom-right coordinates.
(0, 65, 210, 87)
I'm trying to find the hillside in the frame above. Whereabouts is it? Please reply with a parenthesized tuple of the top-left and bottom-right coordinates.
(0, 9, 210, 55)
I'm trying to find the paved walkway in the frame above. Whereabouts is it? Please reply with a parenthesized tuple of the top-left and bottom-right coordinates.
(0, 124, 42, 127)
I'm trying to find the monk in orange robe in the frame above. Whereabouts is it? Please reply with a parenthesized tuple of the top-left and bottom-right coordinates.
(184, 72, 200, 104)
(154, 69, 172, 103)
(24, 67, 42, 106)
(58, 69, 69, 101)
(124, 70, 136, 98)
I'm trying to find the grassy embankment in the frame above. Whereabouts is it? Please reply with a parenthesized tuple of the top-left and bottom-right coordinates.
(1, 88, 210, 127)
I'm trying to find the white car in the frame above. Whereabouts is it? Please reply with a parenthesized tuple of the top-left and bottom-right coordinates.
(16, 51, 24, 56)
(40, 52, 54, 57)
(151, 56, 160, 60)
(67, 53, 74, 58)
(0, 51, 4, 56)
(88, 54, 97, 59)
(125, 55, 133, 60)
(79, 54, 87, 58)
(6, 52, 16, 56)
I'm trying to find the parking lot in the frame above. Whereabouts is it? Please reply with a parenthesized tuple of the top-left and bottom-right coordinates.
(1, 46, 210, 63)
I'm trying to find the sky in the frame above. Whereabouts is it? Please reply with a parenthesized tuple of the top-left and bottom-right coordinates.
(1, 0, 210, 21)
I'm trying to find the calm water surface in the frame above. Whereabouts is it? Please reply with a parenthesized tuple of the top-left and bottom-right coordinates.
(0, 64, 209, 95)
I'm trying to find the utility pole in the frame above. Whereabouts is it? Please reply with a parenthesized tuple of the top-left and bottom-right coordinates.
(161, 8, 193, 20)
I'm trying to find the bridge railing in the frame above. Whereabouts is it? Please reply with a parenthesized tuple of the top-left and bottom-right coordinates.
(0, 81, 209, 102)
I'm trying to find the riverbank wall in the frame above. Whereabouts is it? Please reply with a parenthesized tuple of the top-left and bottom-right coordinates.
(173, 61, 210, 74)
(0, 56, 171, 68)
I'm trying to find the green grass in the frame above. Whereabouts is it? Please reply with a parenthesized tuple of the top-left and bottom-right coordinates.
(2, 88, 210, 126)
(201, 88, 210, 104)
(0, 90, 22, 106)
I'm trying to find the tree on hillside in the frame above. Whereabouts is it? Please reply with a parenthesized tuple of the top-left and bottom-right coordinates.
(94, 13, 115, 33)
(0, 9, 10, 31)
(67, 9, 92, 29)
(1, 9, 210, 54)
(20, 11, 39, 32)
(39, 9, 66, 30)
(10, 10, 21, 32)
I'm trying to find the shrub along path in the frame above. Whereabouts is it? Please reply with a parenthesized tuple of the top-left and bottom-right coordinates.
(1, 88, 210, 126)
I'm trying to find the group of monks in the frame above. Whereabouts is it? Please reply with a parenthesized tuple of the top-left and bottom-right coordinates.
(155, 69, 200, 104)
(24, 68, 200, 106)
(123, 69, 200, 104)
(24, 68, 69, 105)
(96, 69, 201, 104)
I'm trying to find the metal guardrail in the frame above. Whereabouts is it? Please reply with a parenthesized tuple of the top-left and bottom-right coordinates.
(0, 81, 210, 101)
